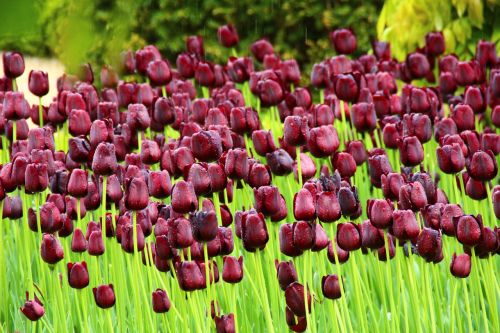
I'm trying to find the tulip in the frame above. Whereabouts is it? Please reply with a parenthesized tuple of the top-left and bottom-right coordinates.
(398, 136, 424, 166)
(3, 91, 30, 120)
(25, 163, 48, 194)
(241, 211, 268, 252)
(455, 215, 482, 246)
(3, 51, 25, 79)
(28, 70, 49, 97)
(222, 256, 244, 283)
(190, 210, 218, 242)
(214, 314, 235, 333)
(229, 106, 259, 134)
(330, 28, 357, 54)
(450, 253, 471, 278)
(392, 210, 420, 241)
(186, 35, 204, 58)
(436, 144, 465, 174)
(322, 274, 342, 299)
(171, 180, 198, 214)
(266, 149, 294, 176)
(252, 130, 277, 156)
(416, 228, 442, 262)
(127, 103, 151, 131)
(334, 74, 359, 102)
(439, 72, 457, 95)
(338, 185, 361, 218)
(93, 284, 116, 309)
(92, 143, 118, 175)
(307, 125, 339, 158)
(316, 191, 341, 223)
(425, 32, 445, 56)
(40, 234, 64, 264)
(351, 102, 377, 132)
(147, 60, 171, 86)
(71, 228, 87, 252)
(467, 150, 497, 181)
(168, 217, 194, 249)
(336, 222, 361, 251)
(140, 140, 161, 165)
(293, 189, 316, 221)
(67, 262, 89, 289)
(176, 261, 206, 291)
(20, 294, 44, 321)
(191, 130, 223, 162)
(406, 52, 430, 79)
(152, 289, 171, 313)
(67, 169, 88, 198)
(148, 170, 171, 199)
(124, 177, 149, 211)
(120, 222, 145, 253)
(251, 39, 274, 62)
(88, 230, 105, 256)
(454, 61, 476, 86)
(285, 282, 311, 317)
(218, 24, 239, 48)
(367, 199, 393, 229)
(399, 182, 428, 211)
(28, 201, 62, 233)
(279, 223, 303, 257)
(283, 116, 309, 146)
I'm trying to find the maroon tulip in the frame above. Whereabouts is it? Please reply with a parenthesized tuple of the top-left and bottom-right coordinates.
(285, 282, 311, 317)
(148, 170, 171, 199)
(331, 152, 357, 179)
(345, 140, 367, 166)
(398, 136, 424, 166)
(351, 102, 376, 132)
(140, 140, 161, 165)
(467, 150, 497, 181)
(40, 233, 64, 264)
(464, 86, 485, 114)
(186, 35, 204, 58)
(307, 125, 339, 157)
(3, 91, 30, 120)
(93, 284, 116, 309)
(176, 261, 205, 291)
(266, 149, 294, 176)
(334, 74, 359, 102)
(92, 143, 117, 176)
(241, 211, 268, 252)
(28, 70, 49, 97)
(120, 223, 145, 253)
(88, 230, 105, 256)
(406, 52, 430, 79)
(316, 191, 341, 223)
(190, 210, 218, 242)
(330, 28, 357, 54)
(147, 60, 171, 86)
(436, 144, 465, 174)
(71, 228, 87, 252)
(454, 61, 477, 86)
(218, 24, 239, 48)
(3, 51, 24, 78)
(127, 103, 151, 131)
(171, 180, 198, 214)
(425, 32, 445, 56)
(338, 185, 361, 218)
(168, 217, 194, 249)
(279, 223, 303, 257)
(283, 116, 309, 146)
(455, 215, 482, 246)
(67, 262, 89, 289)
(360, 220, 385, 249)
(450, 253, 471, 278)
(439, 72, 457, 95)
(124, 177, 149, 211)
(251, 39, 274, 62)
(20, 294, 44, 321)
(399, 182, 428, 211)
(67, 169, 88, 198)
(222, 256, 243, 283)
(337, 222, 361, 251)
(152, 289, 171, 313)
(293, 189, 316, 221)
(416, 228, 442, 262)
(322, 274, 342, 299)
(191, 130, 223, 162)
(367, 199, 393, 229)
(451, 104, 475, 131)
(25, 163, 48, 194)
(214, 314, 235, 333)
(392, 210, 419, 241)
(252, 130, 277, 156)
(292, 221, 316, 250)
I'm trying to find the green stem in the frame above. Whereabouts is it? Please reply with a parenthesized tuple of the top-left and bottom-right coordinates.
(38, 97, 44, 128)
(296, 146, 302, 189)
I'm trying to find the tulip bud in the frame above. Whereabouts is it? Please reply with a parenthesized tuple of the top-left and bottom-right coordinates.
(316, 191, 341, 223)
(251, 39, 274, 62)
(392, 210, 419, 241)
(335, 74, 359, 102)
(152, 289, 171, 313)
(398, 136, 424, 166)
(218, 24, 239, 48)
(147, 60, 171, 86)
(225, 148, 249, 179)
(351, 102, 376, 132)
(93, 284, 116, 309)
(222, 256, 243, 283)
(266, 149, 294, 176)
(285, 282, 311, 317)
(467, 150, 497, 181)
(186, 35, 204, 58)
(336, 222, 361, 251)
(416, 228, 442, 262)
(92, 143, 117, 176)
(120, 223, 145, 253)
(40, 234, 64, 264)
(3, 91, 30, 120)
(450, 253, 471, 278)
(283, 116, 309, 146)
(330, 28, 357, 54)
(279, 223, 303, 257)
(67, 169, 88, 198)
(25, 163, 48, 194)
(67, 262, 89, 289)
(124, 177, 149, 211)
(20, 293, 44, 321)
(367, 199, 393, 229)
(322, 274, 342, 299)
(455, 215, 482, 246)
(28, 70, 49, 97)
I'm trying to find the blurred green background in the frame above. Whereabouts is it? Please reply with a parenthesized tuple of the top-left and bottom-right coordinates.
(0, 0, 499, 74)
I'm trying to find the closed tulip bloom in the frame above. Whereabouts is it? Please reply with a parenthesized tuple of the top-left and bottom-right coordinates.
(399, 182, 428, 211)
(285, 307, 307, 333)
(92, 143, 118, 175)
(439, 72, 457, 95)
(275, 261, 298, 291)
(67, 262, 89, 289)
(455, 215, 482, 246)
(307, 125, 339, 157)
(67, 169, 88, 198)
(252, 130, 277, 156)
(436, 144, 465, 174)
(368, 153, 392, 188)
(168, 217, 194, 249)
(140, 140, 161, 165)
(406, 52, 430, 79)
(222, 256, 243, 283)
(351, 102, 377, 132)
(148, 170, 171, 199)
(266, 149, 294, 176)
(147, 60, 171, 86)
(467, 150, 497, 181)
(25, 163, 48, 194)
(398, 136, 424, 166)
(481, 133, 500, 155)
(68, 109, 91, 136)
(207, 163, 226, 193)
(27, 127, 54, 152)
(392, 210, 420, 241)
(254, 185, 281, 216)
(229, 106, 259, 134)
(283, 116, 309, 146)
(344, 140, 367, 166)
(451, 104, 475, 131)
(93, 284, 116, 309)
(293, 189, 316, 221)
(336, 222, 361, 251)
(171, 180, 198, 214)
(127, 103, 151, 131)
(151, 289, 171, 313)
(285, 282, 311, 317)
(28, 70, 49, 97)
(247, 163, 271, 188)
(176, 261, 206, 291)
(225, 148, 249, 179)
(124, 177, 149, 211)
(425, 32, 445, 55)
(464, 86, 485, 114)
(316, 191, 341, 223)
(360, 219, 385, 249)
(218, 24, 239, 48)
(195, 62, 215, 86)
(292, 221, 316, 250)
(493, 187, 500, 220)
(88, 230, 105, 256)
(120, 223, 145, 253)
(322, 274, 342, 299)
(450, 253, 471, 278)
(186, 35, 204, 58)
(20, 293, 45, 321)
(71, 228, 87, 252)
(3, 91, 30, 120)
(473, 226, 498, 257)
(190, 210, 218, 242)
(3, 51, 25, 78)
(28, 201, 62, 233)
(334, 74, 359, 102)
(214, 314, 235, 333)
(331, 152, 357, 178)
(338, 186, 361, 218)
(40, 234, 64, 264)
(367, 199, 394, 229)
(257, 79, 284, 106)
(241, 212, 268, 252)
(454, 61, 476, 86)
(416, 228, 442, 262)
(280, 223, 303, 257)
(191, 130, 223, 162)
(330, 28, 357, 54)
(251, 39, 274, 62)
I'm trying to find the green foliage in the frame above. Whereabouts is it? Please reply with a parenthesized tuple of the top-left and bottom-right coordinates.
(377, 0, 500, 60)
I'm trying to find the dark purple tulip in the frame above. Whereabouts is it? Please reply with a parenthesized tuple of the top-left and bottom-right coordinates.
(367, 199, 393, 229)
(225, 148, 248, 179)
(481, 133, 500, 155)
(345, 140, 367, 165)
(67, 169, 88, 198)
(436, 144, 465, 174)
(425, 32, 445, 56)
(3, 51, 24, 78)
(257, 79, 283, 106)
(440, 204, 463, 236)
(293, 153, 317, 183)
(283, 116, 309, 146)
(332, 152, 357, 178)
(20, 294, 44, 321)
(67, 262, 89, 289)
(493, 187, 500, 220)
(222, 256, 243, 283)
(454, 61, 476, 86)
(124, 177, 149, 211)
(127, 103, 150, 131)
(68, 109, 91, 136)
(88, 230, 105, 256)
(253, 185, 281, 216)
(322, 274, 342, 299)
(195, 62, 215, 86)
(266, 149, 294, 176)
(214, 314, 235, 333)
(330, 28, 357, 54)
(171, 181, 198, 214)
(85, 181, 102, 210)
(377, 234, 396, 261)
(40, 234, 64, 264)
(467, 150, 497, 181)
(439, 72, 457, 95)
(241, 211, 268, 252)
(140, 140, 161, 165)
(148, 170, 171, 199)
(338, 185, 361, 218)
(190, 210, 218, 242)
(152, 289, 171, 313)
(416, 227, 442, 262)
(285, 282, 311, 317)
(25, 163, 48, 194)
(135, 47, 159, 75)
(186, 35, 204, 58)
(402, 113, 432, 143)
(92, 143, 117, 176)
(392, 210, 420, 241)
(464, 86, 486, 114)
(372, 40, 391, 60)
(351, 102, 376, 132)
(292, 221, 316, 250)
(28, 201, 62, 233)
(382, 123, 401, 149)
(93, 284, 116, 309)
(337, 222, 361, 251)
(247, 163, 271, 188)
(28, 70, 49, 97)
(176, 261, 205, 291)
(27, 127, 54, 152)
(100, 65, 118, 88)
(368, 152, 392, 188)
(281, 59, 301, 84)
(3, 91, 30, 120)
(474, 226, 498, 257)
(191, 130, 223, 162)
(398, 136, 424, 166)
(147, 60, 171, 86)
(229, 106, 259, 134)
(276, 261, 298, 291)
(316, 191, 341, 223)
(71, 228, 87, 252)
(279, 223, 303, 257)
(455, 215, 482, 246)
(360, 220, 385, 249)
(293, 189, 316, 221)
(334, 74, 359, 102)
(451, 104, 475, 131)
(476, 40, 498, 67)
(251, 39, 274, 62)
(120, 223, 145, 253)
(218, 24, 239, 48)
(493, 106, 500, 128)
(406, 52, 430, 79)
(286, 307, 307, 333)
(208, 163, 227, 193)
(167, 217, 194, 249)
(399, 182, 428, 211)
(450, 253, 471, 278)
(307, 125, 339, 157)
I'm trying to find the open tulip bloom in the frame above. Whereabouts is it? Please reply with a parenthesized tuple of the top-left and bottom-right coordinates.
(1, 24, 499, 333)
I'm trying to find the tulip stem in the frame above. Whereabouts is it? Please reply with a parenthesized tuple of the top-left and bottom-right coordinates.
(12, 78, 17, 92)
(203, 243, 214, 324)
(296, 146, 302, 189)
(12, 120, 17, 143)
(213, 192, 222, 227)
(462, 278, 474, 333)
(76, 198, 81, 225)
(101, 176, 107, 252)
(161, 86, 167, 97)
(38, 97, 44, 128)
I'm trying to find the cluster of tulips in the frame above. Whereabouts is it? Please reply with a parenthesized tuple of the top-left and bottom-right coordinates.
(0, 23, 499, 333)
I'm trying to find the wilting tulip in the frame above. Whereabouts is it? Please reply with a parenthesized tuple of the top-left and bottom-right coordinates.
(467, 150, 497, 181)
(40, 234, 64, 264)
(152, 289, 171, 313)
(330, 28, 357, 54)
(222, 256, 243, 283)
(436, 144, 465, 174)
(455, 215, 482, 246)
(450, 253, 471, 278)
(218, 24, 239, 48)
(322, 274, 342, 299)
(392, 210, 420, 241)
(93, 284, 116, 309)
(285, 282, 311, 317)
(67, 262, 89, 289)
(20, 294, 44, 321)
